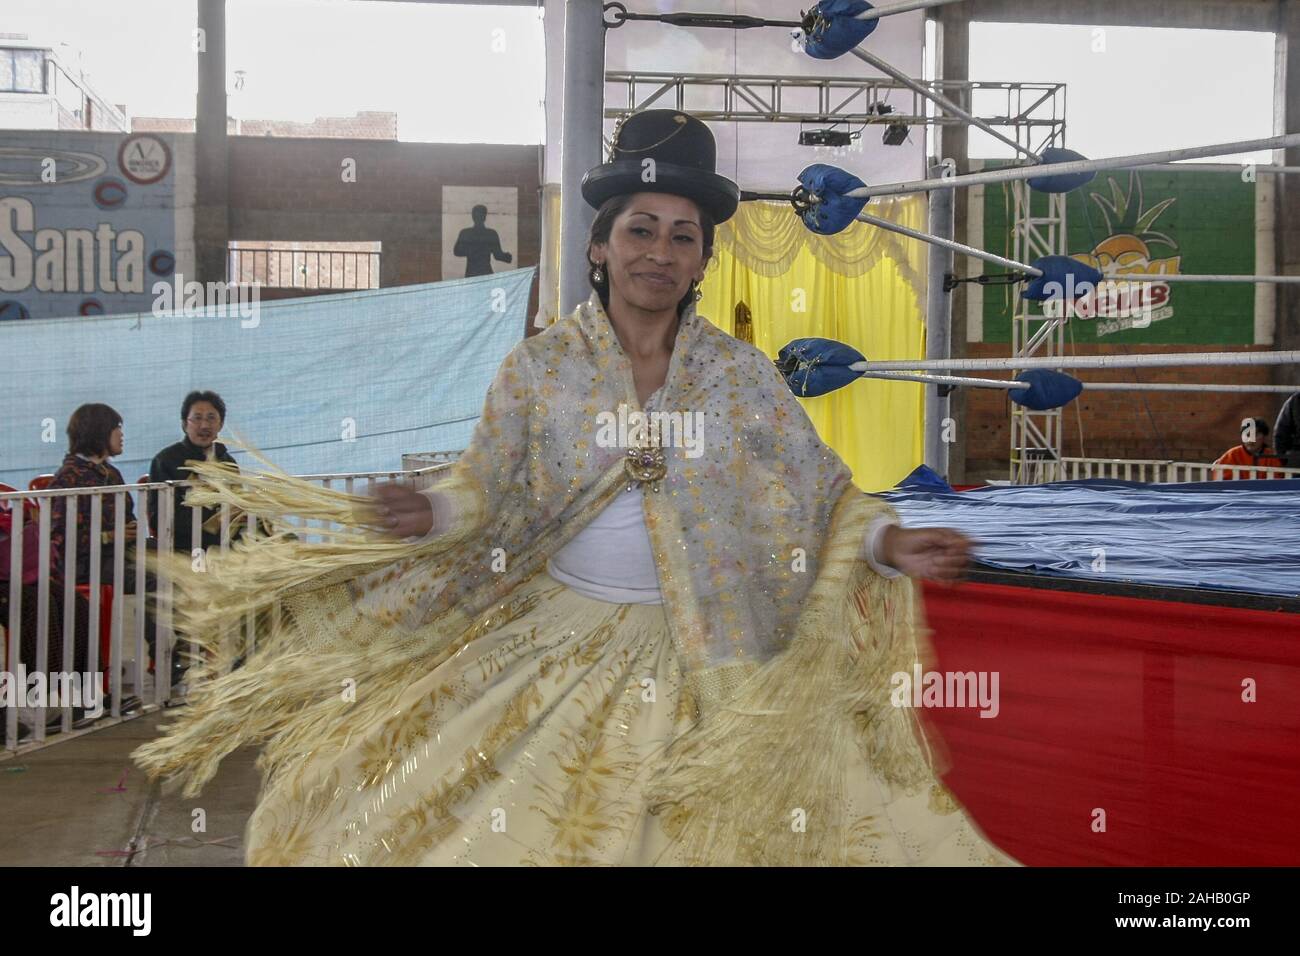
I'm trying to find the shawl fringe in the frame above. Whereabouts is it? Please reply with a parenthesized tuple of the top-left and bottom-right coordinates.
(643, 489, 941, 866)
(133, 457, 945, 868)
(133, 456, 478, 797)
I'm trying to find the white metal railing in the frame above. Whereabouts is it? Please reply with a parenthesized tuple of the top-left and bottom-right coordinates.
(0, 454, 459, 754)
(401, 451, 462, 470)
(1022, 457, 1300, 485)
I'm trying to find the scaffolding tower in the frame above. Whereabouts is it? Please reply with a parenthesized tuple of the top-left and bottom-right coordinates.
(605, 71, 1070, 483)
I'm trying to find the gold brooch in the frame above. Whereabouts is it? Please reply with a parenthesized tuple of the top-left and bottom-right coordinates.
(625, 445, 667, 493)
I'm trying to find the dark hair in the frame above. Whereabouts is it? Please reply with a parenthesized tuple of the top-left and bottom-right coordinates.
(1243, 417, 1270, 437)
(66, 403, 122, 456)
(471, 204, 487, 222)
(182, 390, 227, 425)
(586, 193, 716, 318)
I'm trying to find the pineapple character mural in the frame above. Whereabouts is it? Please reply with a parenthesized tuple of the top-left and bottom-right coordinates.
(984, 167, 1255, 345)
(1069, 172, 1180, 335)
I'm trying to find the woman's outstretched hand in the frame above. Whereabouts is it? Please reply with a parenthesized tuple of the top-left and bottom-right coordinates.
(879, 525, 973, 584)
(369, 483, 435, 539)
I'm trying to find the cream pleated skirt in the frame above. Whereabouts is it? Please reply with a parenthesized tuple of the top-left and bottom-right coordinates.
(244, 570, 1018, 866)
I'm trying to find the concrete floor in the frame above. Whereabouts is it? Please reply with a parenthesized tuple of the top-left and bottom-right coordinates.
(0, 709, 260, 866)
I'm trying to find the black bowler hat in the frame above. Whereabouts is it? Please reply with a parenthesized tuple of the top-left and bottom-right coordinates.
(581, 110, 740, 223)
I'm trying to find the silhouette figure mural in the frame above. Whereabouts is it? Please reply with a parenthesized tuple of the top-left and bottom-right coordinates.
(453, 203, 513, 277)
(441, 188, 518, 281)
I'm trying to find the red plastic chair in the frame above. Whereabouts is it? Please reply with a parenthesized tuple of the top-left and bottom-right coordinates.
(1, 478, 40, 524)
(1, 487, 114, 694)
(26, 474, 54, 523)
(0, 481, 17, 535)
(0, 483, 14, 666)
(72, 583, 115, 692)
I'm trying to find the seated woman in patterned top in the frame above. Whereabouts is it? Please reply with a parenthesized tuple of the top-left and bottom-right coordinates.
(48, 403, 164, 682)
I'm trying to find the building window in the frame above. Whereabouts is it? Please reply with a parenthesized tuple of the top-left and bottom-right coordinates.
(227, 241, 382, 290)
(0, 49, 46, 93)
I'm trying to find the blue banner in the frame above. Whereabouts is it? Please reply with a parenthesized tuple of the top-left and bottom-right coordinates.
(0, 268, 534, 488)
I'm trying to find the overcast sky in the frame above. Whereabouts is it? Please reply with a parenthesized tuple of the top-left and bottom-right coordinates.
(968, 22, 1276, 164)
(2, 1, 1278, 162)
(4, 0, 546, 143)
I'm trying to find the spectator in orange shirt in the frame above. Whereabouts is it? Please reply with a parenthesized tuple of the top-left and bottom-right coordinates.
(1212, 417, 1287, 479)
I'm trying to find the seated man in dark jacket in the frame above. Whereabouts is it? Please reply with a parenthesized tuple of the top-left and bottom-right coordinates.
(147, 390, 242, 557)
(148, 391, 247, 686)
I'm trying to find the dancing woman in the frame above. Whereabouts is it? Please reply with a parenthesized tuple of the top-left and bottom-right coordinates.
(135, 110, 1018, 867)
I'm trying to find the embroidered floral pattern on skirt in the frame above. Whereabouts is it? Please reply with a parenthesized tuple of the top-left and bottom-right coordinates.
(245, 570, 1016, 867)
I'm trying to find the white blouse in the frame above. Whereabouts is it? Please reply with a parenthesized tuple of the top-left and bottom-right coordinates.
(420, 484, 900, 605)
(421, 477, 901, 606)
(545, 487, 901, 605)
(547, 486, 664, 604)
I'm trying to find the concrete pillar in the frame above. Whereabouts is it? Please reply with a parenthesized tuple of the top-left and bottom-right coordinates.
(195, 0, 229, 285)
(924, 164, 955, 478)
(934, 5, 970, 483)
(1276, 3, 1300, 387)
(535, 0, 567, 329)
(558, 0, 605, 315)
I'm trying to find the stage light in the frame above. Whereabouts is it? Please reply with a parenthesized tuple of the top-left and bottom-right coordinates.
(865, 102, 909, 146)
(882, 123, 909, 146)
(799, 128, 854, 148)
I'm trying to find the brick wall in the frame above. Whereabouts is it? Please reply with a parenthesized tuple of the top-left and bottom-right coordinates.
(240, 112, 398, 139)
(225, 136, 541, 329)
(134, 112, 398, 138)
(964, 342, 1290, 475)
(132, 116, 225, 134)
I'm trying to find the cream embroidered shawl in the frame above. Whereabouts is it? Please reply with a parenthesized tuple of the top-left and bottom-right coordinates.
(133, 293, 941, 865)
(354, 292, 870, 683)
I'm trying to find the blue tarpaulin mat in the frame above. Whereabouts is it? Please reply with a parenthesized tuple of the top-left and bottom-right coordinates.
(0, 269, 534, 488)
(884, 477, 1300, 598)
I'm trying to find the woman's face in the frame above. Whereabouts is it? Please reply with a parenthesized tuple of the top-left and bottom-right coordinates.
(107, 425, 124, 458)
(592, 192, 708, 317)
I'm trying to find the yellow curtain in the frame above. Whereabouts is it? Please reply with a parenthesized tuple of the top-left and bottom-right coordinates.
(536, 184, 563, 328)
(699, 197, 928, 491)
